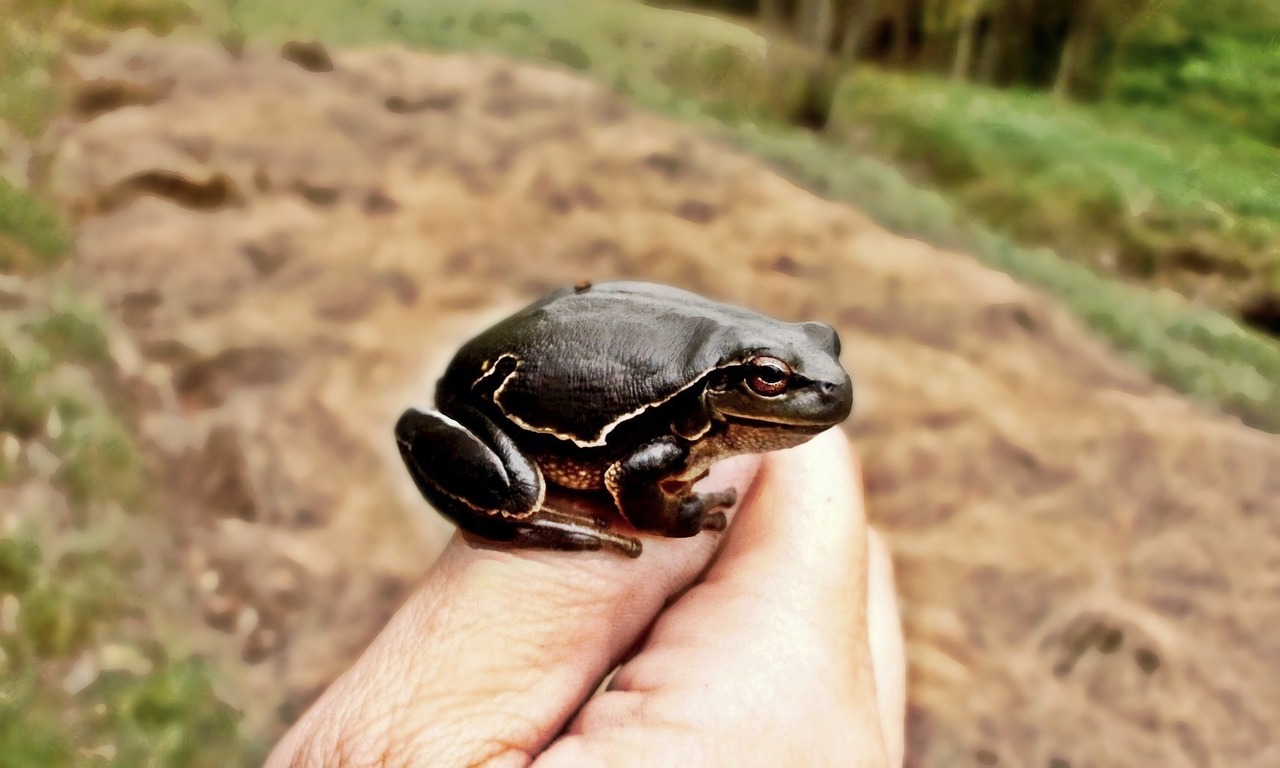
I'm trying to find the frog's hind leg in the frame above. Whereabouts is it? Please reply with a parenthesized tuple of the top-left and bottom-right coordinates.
(395, 407, 642, 557)
(396, 406, 543, 523)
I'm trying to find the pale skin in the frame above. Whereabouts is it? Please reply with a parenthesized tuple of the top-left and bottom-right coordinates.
(266, 429, 906, 767)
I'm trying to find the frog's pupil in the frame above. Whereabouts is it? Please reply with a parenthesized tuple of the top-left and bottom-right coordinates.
(756, 365, 786, 383)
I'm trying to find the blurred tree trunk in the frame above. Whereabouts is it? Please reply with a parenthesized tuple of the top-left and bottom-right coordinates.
(890, 0, 911, 64)
(760, 0, 786, 30)
(1101, 0, 1163, 100)
(838, 0, 879, 62)
(974, 4, 1003, 83)
(919, 0, 951, 71)
(951, 0, 982, 80)
(1052, 29, 1079, 98)
(1053, 0, 1094, 99)
(810, 0, 836, 51)
(791, 0, 839, 53)
(1103, 31, 1131, 99)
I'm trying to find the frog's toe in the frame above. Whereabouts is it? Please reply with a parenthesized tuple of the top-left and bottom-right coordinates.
(700, 511, 728, 532)
(700, 488, 737, 512)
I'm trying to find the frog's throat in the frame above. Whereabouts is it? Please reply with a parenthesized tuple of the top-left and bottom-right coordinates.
(489, 357, 739, 449)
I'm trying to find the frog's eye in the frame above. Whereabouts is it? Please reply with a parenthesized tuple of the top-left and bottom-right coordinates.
(745, 356, 792, 396)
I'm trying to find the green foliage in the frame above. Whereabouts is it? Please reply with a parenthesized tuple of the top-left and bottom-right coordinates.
(0, 290, 258, 764)
(23, 310, 110, 364)
(0, 540, 42, 594)
(1117, 32, 1280, 146)
(819, 68, 1280, 425)
(0, 540, 254, 768)
(0, 0, 196, 137)
(546, 38, 592, 70)
(0, 180, 74, 273)
(730, 118, 1280, 428)
(0, 324, 57, 440)
(0, 314, 258, 767)
(1, 2, 259, 761)
(209, 0, 797, 120)
(828, 68, 1280, 292)
(3, 0, 195, 32)
(75, 0, 198, 32)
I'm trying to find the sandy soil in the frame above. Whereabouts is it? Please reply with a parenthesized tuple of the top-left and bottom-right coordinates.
(43, 33, 1280, 766)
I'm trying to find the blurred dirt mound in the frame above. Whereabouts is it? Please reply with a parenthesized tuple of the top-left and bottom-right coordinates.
(48, 34, 1280, 766)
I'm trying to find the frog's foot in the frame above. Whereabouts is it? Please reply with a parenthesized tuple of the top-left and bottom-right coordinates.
(607, 438, 738, 538)
(694, 489, 736, 532)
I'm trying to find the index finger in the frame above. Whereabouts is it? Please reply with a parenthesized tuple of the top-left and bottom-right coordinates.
(265, 452, 765, 768)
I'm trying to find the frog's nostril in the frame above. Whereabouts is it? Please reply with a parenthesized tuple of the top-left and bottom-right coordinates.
(815, 376, 854, 415)
(820, 379, 850, 397)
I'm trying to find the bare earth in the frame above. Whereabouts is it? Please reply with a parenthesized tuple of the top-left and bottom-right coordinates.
(45, 34, 1280, 766)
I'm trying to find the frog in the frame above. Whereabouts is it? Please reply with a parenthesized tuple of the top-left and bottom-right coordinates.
(394, 280, 853, 558)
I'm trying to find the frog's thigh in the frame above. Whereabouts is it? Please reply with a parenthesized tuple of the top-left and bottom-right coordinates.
(395, 407, 543, 523)
(397, 408, 642, 556)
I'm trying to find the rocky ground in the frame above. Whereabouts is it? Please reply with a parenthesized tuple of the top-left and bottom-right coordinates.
(41, 33, 1280, 766)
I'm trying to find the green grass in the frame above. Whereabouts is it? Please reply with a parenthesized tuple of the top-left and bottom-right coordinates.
(828, 69, 1280, 292)
(0, 288, 262, 767)
(0, 180, 74, 273)
(0, 533, 249, 768)
(1116, 30, 1280, 148)
(207, 0, 828, 124)
(814, 68, 1280, 425)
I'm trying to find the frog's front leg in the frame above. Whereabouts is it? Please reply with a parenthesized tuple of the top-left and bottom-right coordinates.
(605, 437, 737, 538)
(396, 407, 642, 556)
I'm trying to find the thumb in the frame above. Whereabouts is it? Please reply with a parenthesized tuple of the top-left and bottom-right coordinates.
(265, 454, 763, 768)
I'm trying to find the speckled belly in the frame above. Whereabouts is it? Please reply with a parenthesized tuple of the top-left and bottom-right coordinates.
(537, 454, 608, 491)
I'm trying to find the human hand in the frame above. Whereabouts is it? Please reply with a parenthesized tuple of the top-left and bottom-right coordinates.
(266, 428, 905, 767)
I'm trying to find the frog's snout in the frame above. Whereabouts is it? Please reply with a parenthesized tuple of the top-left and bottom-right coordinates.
(816, 370, 855, 422)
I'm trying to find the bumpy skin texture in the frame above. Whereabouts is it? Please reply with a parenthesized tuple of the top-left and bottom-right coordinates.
(395, 281, 853, 556)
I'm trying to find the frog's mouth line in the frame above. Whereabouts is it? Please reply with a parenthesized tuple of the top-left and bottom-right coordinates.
(719, 414, 837, 433)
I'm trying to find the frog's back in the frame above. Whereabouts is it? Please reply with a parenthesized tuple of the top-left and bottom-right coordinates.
(440, 282, 758, 445)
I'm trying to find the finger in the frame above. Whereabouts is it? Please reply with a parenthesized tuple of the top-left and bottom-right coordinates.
(628, 428, 875, 688)
(544, 429, 891, 767)
(867, 527, 906, 768)
(265, 452, 765, 768)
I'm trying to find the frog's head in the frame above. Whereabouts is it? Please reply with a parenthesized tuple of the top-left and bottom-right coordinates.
(705, 321, 853, 431)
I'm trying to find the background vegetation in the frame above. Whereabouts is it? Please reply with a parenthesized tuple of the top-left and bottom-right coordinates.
(205, 0, 1280, 425)
(3, 3, 261, 766)
(2, 0, 1279, 763)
